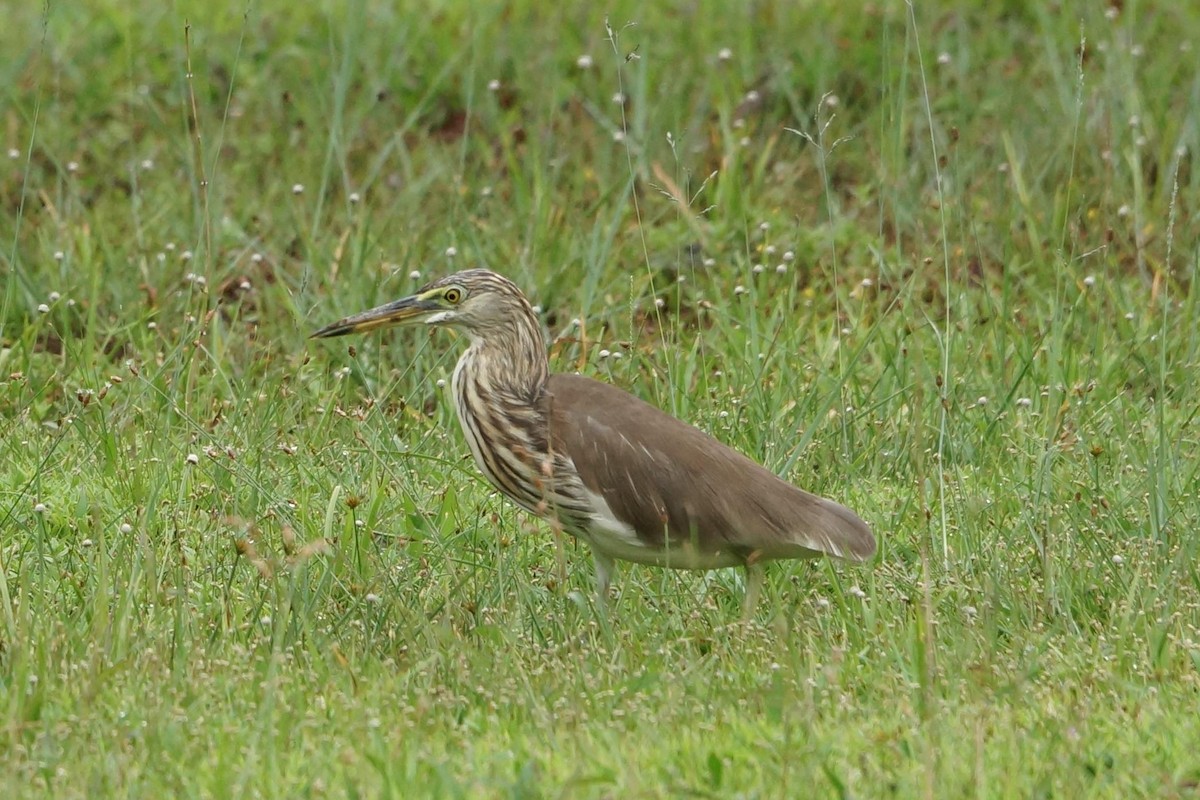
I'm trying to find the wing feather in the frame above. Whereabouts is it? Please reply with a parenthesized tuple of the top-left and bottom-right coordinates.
(546, 373, 876, 563)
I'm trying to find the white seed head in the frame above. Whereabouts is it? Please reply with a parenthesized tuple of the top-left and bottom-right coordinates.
(349, 192, 361, 204)
(717, 47, 733, 61)
(37, 303, 50, 314)
(1083, 275, 1096, 287)
(34, 502, 47, 514)
(487, 79, 501, 92)
(576, 54, 594, 69)
(186, 453, 199, 465)
(445, 246, 458, 257)
(292, 183, 304, 195)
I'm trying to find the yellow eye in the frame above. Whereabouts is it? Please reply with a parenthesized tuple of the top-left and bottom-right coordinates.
(443, 287, 462, 304)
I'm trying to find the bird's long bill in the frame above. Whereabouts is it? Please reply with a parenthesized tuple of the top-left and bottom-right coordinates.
(309, 295, 437, 339)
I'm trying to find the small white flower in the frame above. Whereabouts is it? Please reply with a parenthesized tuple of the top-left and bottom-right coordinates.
(860, 278, 874, 288)
(783, 250, 795, 262)
(937, 52, 951, 65)
(611, 92, 626, 104)
(140, 158, 154, 170)
(849, 585, 867, 599)
(734, 285, 746, 295)
(719, 410, 729, 418)
(487, 79, 501, 92)
(1083, 275, 1096, 287)
(7, 148, 19, 159)
(292, 183, 304, 195)
(436, 378, 446, 388)
(409, 270, 421, 280)
(531, 304, 542, 314)
(120, 523, 133, 534)
(717, 47, 733, 61)
(365, 593, 381, 604)
(181, 250, 193, 262)
(251, 253, 264, 264)
(349, 192, 361, 204)
(654, 298, 666, 309)
(1117, 204, 1131, 217)
(147, 321, 157, 330)
(702, 257, 715, 268)
(758, 222, 769, 233)
(67, 161, 79, 173)
(1124, 312, 1135, 320)
(775, 264, 787, 275)
(976, 396, 988, 406)
(37, 303, 50, 314)
(752, 264, 764, 274)
(186, 453, 199, 465)
(576, 54, 593, 69)
(598, 349, 611, 359)
(765, 244, 777, 256)
(48, 291, 61, 302)
(54, 250, 64, 261)
(445, 246, 457, 257)
(1016, 397, 1032, 408)
(1111, 554, 1124, 565)
(34, 502, 47, 514)
(745, 90, 761, 104)
(612, 130, 626, 143)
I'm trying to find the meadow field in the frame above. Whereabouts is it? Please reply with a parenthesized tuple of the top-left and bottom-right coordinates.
(2, 1, 1198, 796)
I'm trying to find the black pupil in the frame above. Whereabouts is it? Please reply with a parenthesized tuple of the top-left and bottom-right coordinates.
(447, 290, 459, 302)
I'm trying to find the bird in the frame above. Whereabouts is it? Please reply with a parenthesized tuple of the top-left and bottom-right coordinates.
(311, 269, 875, 616)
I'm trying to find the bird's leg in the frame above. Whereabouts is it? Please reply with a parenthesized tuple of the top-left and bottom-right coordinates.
(741, 551, 765, 621)
(592, 549, 615, 610)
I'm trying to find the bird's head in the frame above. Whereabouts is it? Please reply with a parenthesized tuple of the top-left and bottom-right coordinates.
(310, 268, 534, 342)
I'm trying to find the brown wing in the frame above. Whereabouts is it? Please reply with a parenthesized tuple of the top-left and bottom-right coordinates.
(546, 373, 876, 563)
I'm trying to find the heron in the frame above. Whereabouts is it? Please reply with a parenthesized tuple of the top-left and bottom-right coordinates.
(312, 269, 875, 616)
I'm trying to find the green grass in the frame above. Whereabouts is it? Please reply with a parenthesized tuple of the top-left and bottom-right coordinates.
(2, 0, 1199, 796)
